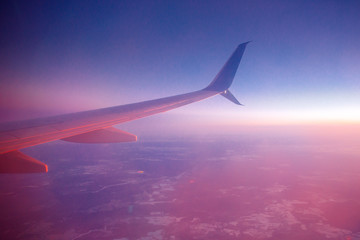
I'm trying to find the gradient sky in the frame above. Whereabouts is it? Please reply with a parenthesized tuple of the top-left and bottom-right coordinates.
(1, 0, 360, 133)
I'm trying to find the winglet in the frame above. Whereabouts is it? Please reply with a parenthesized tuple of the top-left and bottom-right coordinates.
(203, 41, 250, 92)
(221, 90, 243, 105)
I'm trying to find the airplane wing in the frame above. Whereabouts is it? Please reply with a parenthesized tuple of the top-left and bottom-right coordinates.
(0, 42, 250, 173)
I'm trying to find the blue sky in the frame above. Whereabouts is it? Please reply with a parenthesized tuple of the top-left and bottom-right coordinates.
(1, 0, 360, 129)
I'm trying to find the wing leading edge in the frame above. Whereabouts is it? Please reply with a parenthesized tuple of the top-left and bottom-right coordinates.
(0, 42, 250, 173)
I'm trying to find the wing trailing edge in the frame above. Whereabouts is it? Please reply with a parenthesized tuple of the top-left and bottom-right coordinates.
(61, 127, 137, 143)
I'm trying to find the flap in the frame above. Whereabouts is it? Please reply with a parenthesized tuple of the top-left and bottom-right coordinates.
(0, 151, 48, 173)
(61, 127, 137, 143)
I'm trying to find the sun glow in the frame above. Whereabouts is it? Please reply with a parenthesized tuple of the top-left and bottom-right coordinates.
(248, 107, 360, 125)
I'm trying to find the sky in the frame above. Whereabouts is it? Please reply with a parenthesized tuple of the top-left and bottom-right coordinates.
(2, 2, 360, 238)
(1, 0, 360, 133)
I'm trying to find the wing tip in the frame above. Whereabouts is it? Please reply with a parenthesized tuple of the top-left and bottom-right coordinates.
(203, 41, 250, 92)
(240, 41, 251, 47)
(221, 90, 243, 105)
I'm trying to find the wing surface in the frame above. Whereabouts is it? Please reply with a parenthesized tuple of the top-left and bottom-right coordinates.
(62, 127, 137, 143)
(0, 42, 250, 173)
